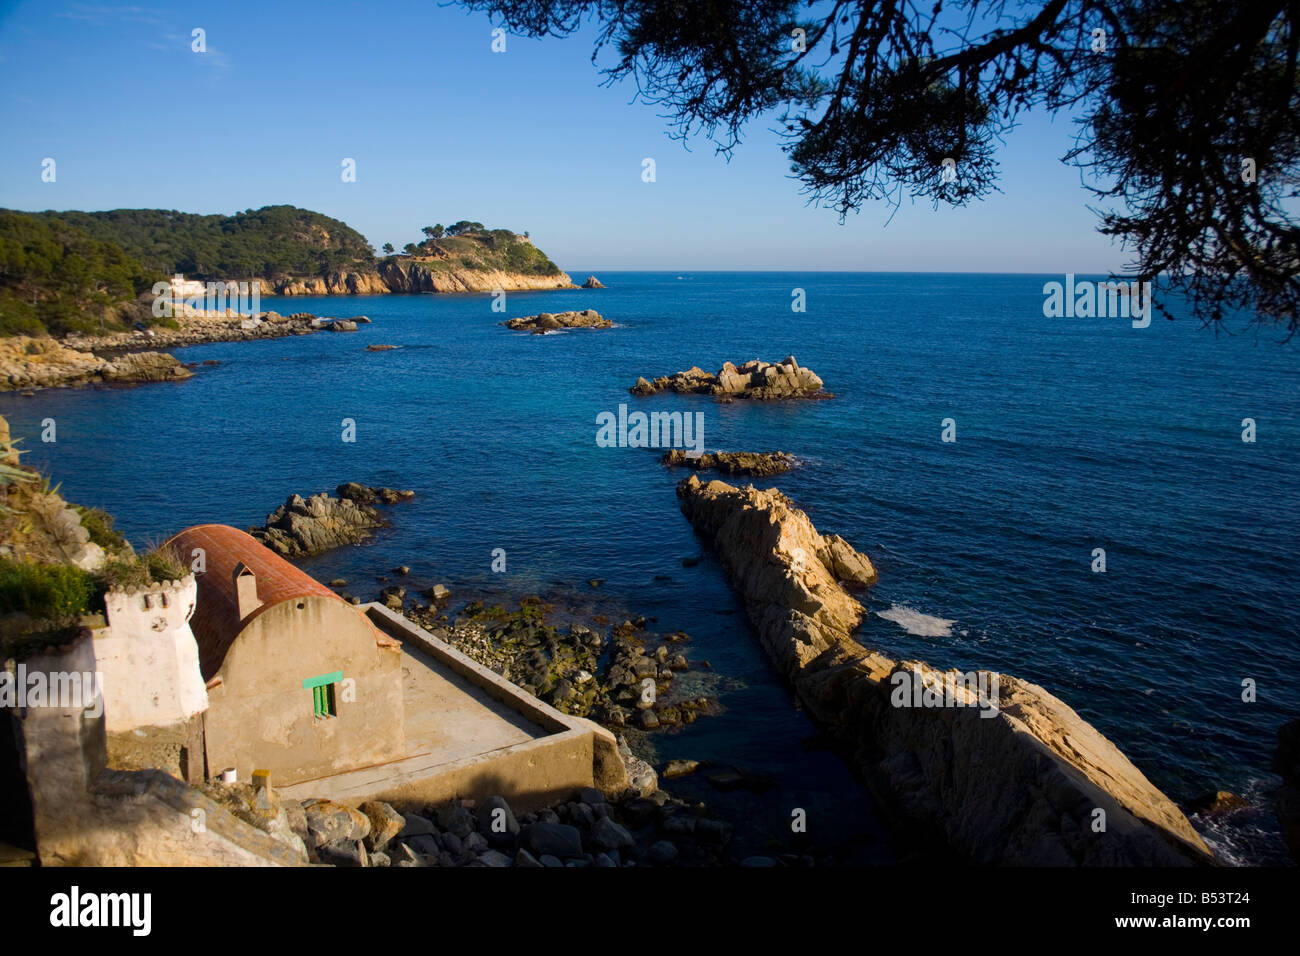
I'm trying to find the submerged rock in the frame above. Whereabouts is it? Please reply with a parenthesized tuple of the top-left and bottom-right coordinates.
(675, 473, 1213, 866)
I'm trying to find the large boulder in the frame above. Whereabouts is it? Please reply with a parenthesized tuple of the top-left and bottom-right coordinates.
(249, 484, 413, 557)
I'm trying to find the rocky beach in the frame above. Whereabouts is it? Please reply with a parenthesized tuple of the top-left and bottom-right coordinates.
(0, 310, 365, 391)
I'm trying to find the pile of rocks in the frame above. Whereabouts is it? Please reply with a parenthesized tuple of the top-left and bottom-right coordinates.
(255, 785, 741, 867)
(502, 309, 612, 334)
(399, 600, 716, 730)
(661, 449, 798, 477)
(249, 483, 414, 557)
(631, 355, 827, 400)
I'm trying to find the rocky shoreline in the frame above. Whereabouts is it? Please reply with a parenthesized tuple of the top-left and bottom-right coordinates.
(360, 590, 721, 735)
(209, 763, 808, 867)
(631, 356, 829, 400)
(0, 337, 194, 392)
(674, 474, 1215, 865)
(0, 311, 361, 392)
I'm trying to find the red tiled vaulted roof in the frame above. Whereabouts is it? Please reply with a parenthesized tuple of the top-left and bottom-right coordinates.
(163, 524, 397, 680)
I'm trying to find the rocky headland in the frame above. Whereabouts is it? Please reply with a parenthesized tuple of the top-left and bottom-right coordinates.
(0, 336, 193, 392)
(631, 356, 829, 400)
(0, 310, 370, 391)
(674, 474, 1215, 866)
(661, 449, 798, 477)
(257, 262, 576, 296)
(249, 483, 414, 557)
(502, 309, 612, 334)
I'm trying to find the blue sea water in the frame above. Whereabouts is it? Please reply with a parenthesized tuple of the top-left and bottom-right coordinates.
(3, 272, 1297, 864)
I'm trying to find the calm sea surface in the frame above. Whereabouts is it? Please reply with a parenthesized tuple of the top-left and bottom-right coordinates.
(3, 272, 1296, 864)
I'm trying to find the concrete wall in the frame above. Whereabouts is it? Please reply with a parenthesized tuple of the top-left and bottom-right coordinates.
(360, 603, 629, 805)
(203, 596, 405, 785)
(96, 576, 209, 734)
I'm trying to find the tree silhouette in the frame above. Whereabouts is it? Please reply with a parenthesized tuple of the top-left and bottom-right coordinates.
(460, 0, 1300, 334)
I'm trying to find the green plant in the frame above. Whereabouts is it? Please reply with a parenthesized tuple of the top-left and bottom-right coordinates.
(76, 506, 128, 554)
(0, 558, 96, 621)
(142, 546, 186, 583)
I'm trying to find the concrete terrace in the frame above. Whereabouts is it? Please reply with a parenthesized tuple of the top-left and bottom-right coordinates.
(277, 604, 622, 811)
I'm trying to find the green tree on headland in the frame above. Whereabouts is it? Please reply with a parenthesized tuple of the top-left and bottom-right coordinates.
(0, 211, 159, 337)
(29, 205, 376, 282)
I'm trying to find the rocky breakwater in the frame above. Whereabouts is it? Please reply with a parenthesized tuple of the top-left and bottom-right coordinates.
(502, 309, 612, 334)
(675, 474, 1215, 866)
(250, 482, 414, 557)
(661, 449, 798, 477)
(631, 355, 829, 400)
(0, 336, 192, 391)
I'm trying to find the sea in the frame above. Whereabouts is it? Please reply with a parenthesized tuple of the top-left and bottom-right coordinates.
(3, 272, 1296, 865)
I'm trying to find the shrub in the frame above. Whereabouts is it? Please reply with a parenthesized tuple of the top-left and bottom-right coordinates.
(0, 558, 96, 621)
(76, 506, 128, 554)
(142, 546, 186, 583)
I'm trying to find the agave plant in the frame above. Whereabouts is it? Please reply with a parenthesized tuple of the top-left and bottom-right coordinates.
(0, 435, 35, 513)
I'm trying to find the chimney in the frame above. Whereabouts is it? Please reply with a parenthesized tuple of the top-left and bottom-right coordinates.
(232, 563, 262, 619)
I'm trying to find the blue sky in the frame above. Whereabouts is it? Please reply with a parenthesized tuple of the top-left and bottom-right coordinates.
(0, 0, 1131, 272)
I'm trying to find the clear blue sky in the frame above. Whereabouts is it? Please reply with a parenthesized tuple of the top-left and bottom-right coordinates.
(0, 0, 1130, 273)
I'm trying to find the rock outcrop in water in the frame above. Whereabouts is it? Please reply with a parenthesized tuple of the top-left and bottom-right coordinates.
(250, 484, 414, 557)
(661, 450, 798, 477)
(582, 276, 606, 289)
(502, 310, 612, 333)
(631, 356, 828, 400)
(0, 337, 193, 391)
(675, 474, 1214, 866)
